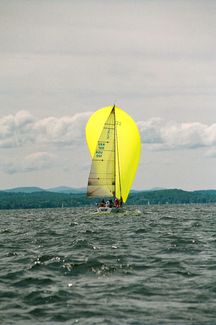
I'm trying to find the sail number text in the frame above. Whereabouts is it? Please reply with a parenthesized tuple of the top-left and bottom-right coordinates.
(96, 142, 105, 157)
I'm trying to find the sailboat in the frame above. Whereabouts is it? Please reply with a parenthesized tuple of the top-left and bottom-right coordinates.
(86, 105, 141, 212)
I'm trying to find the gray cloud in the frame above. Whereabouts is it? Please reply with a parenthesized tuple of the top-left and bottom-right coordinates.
(0, 111, 35, 148)
(1, 152, 55, 174)
(0, 1, 215, 189)
(205, 149, 216, 158)
(0, 1, 215, 124)
(1, 1, 215, 58)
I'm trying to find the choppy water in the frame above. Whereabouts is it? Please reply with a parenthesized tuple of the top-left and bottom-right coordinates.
(1, 205, 216, 325)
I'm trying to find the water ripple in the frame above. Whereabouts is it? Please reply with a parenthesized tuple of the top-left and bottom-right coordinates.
(1, 205, 216, 324)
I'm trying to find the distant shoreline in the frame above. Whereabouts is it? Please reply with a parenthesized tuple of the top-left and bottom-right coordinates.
(0, 189, 216, 210)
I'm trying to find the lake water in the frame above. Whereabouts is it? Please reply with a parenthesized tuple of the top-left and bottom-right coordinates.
(1, 205, 216, 324)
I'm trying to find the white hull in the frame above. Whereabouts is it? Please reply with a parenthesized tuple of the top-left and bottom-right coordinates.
(97, 207, 112, 213)
(97, 207, 121, 213)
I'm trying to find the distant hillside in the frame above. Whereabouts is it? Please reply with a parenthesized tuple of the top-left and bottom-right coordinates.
(0, 188, 216, 209)
(4, 187, 45, 193)
(47, 186, 86, 194)
(2, 186, 86, 194)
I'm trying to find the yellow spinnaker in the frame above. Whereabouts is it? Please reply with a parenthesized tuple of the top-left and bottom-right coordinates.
(86, 106, 141, 203)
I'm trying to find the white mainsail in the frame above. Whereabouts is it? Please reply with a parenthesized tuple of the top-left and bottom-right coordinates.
(87, 108, 116, 197)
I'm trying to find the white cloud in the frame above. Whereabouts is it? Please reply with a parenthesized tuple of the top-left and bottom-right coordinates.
(138, 119, 216, 150)
(34, 112, 91, 145)
(1, 111, 216, 152)
(1, 110, 216, 156)
(0, 111, 91, 148)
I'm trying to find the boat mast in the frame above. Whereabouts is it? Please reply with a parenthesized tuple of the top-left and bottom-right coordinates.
(113, 105, 122, 200)
(113, 105, 116, 198)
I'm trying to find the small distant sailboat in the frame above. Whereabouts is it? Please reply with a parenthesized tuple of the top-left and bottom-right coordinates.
(86, 106, 141, 213)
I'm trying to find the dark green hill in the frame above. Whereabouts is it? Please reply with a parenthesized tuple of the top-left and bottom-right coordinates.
(0, 189, 216, 210)
(0, 191, 91, 209)
(127, 189, 216, 205)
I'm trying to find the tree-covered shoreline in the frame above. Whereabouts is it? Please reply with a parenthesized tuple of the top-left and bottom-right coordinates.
(0, 189, 216, 210)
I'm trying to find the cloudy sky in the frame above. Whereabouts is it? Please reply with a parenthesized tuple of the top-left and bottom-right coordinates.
(0, 0, 216, 190)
